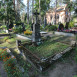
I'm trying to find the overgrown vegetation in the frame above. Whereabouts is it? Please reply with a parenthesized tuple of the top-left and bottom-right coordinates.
(26, 36, 69, 58)
(0, 48, 23, 77)
(44, 25, 58, 31)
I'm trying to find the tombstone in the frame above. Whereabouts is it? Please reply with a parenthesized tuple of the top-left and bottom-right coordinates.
(32, 10, 41, 45)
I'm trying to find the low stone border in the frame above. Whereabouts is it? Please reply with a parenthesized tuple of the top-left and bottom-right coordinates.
(16, 34, 31, 40)
(54, 31, 75, 37)
(0, 34, 10, 36)
(40, 31, 48, 36)
(17, 42, 73, 72)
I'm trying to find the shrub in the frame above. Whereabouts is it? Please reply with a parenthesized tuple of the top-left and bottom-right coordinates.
(3, 36, 10, 42)
(0, 48, 23, 77)
(24, 30, 32, 35)
(0, 25, 7, 29)
(25, 24, 31, 30)
(68, 21, 74, 28)
(74, 75, 77, 77)
(75, 48, 77, 62)
(13, 26, 22, 33)
(45, 25, 57, 31)
(40, 24, 45, 31)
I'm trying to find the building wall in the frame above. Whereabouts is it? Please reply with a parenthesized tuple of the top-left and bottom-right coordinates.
(46, 7, 70, 25)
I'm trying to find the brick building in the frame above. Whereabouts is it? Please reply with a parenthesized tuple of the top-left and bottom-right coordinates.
(46, 5, 70, 25)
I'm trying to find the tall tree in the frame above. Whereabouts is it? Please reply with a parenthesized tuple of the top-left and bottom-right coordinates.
(15, 0, 25, 22)
(74, 0, 77, 15)
(27, 0, 29, 24)
(0, 0, 16, 29)
(35, 0, 51, 24)
(32, 0, 34, 23)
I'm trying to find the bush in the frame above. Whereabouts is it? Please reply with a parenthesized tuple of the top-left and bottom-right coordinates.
(45, 25, 57, 31)
(40, 24, 45, 31)
(13, 26, 22, 33)
(68, 21, 74, 28)
(24, 30, 32, 35)
(74, 75, 77, 77)
(0, 48, 23, 77)
(25, 24, 31, 30)
(3, 36, 10, 42)
(0, 25, 7, 29)
(75, 48, 77, 62)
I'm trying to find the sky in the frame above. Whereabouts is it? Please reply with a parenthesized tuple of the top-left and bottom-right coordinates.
(23, 0, 27, 6)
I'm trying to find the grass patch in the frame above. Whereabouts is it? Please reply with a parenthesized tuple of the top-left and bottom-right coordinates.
(0, 37, 16, 48)
(26, 36, 70, 58)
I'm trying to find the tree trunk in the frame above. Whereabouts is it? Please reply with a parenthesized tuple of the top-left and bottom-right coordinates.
(13, 0, 16, 23)
(13, 0, 15, 10)
(32, 0, 34, 23)
(55, 0, 57, 25)
(17, 0, 20, 21)
(27, 0, 29, 24)
(39, 0, 41, 25)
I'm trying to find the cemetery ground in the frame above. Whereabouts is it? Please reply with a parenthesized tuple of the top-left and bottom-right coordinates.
(0, 35, 38, 77)
(0, 33, 77, 77)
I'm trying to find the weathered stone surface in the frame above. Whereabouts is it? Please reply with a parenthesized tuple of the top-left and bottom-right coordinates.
(55, 31, 75, 37)
(52, 53, 62, 61)
(71, 41, 76, 47)
(32, 10, 41, 43)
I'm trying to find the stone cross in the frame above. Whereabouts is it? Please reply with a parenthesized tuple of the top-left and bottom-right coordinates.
(33, 10, 40, 24)
(32, 10, 41, 45)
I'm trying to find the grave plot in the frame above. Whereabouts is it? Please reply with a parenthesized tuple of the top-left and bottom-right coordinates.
(25, 38, 69, 58)
(55, 27, 77, 37)
(64, 27, 77, 33)
(16, 10, 76, 71)
(18, 35, 74, 71)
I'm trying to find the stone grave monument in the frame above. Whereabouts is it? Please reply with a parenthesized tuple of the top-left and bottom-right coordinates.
(32, 10, 41, 45)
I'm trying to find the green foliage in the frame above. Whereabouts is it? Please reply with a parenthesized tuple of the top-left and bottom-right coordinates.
(0, 48, 23, 77)
(74, 0, 77, 14)
(25, 24, 31, 30)
(40, 24, 45, 31)
(0, 0, 16, 24)
(0, 25, 7, 29)
(74, 75, 77, 77)
(35, 0, 50, 17)
(3, 36, 10, 42)
(75, 48, 77, 62)
(24, 30, 32, 35)
(26, 36, 69, 58)
(0, 30, 6, 34)
(75, 34, 77, 63)
(45, 25, 57, 31)
(68, 21, 74, 28)
(13, 26, 23, 33)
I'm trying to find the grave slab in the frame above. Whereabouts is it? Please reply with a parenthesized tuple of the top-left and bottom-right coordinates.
(55, 31, 75, 37)
(16, 34, 31, 40)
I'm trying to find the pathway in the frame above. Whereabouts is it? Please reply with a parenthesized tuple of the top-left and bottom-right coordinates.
(0, 61, 7, 77)
(39, 52, 77, 77)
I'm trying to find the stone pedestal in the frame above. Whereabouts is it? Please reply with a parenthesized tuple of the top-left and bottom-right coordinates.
(32, 23, 40, 42)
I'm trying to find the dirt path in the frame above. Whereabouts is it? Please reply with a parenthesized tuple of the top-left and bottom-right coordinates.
(0, 61, 7, 77)
(39, 52, 77, 77)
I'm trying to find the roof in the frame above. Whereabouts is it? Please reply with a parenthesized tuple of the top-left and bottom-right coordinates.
(47, 4, 67, 13)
